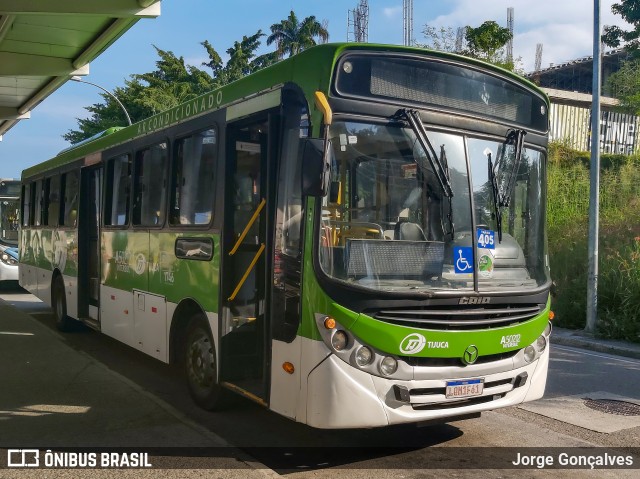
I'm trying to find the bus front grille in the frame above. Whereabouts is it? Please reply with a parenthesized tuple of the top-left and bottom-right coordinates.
(371, 303, 543, 330)
(401, 349, 519, 367)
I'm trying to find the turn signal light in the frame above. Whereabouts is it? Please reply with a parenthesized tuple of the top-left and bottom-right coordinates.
(282, 362, 295, 374)
(549, 310, 555, 320)
(324, 317, 336, 329)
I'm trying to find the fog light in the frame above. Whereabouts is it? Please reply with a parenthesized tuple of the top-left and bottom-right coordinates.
(331, 330, 348, 351)
(355, 346, 373, 367)
(535, 335, 547, 353)
(380, 356, 398, 376)
(524, 345, 536, 363)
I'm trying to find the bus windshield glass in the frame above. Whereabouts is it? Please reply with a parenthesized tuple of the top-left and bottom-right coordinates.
(318, 121, 548, 293)
(0, 198, 19, 245)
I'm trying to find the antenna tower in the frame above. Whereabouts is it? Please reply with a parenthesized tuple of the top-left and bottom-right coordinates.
(347, 0, 369, 43)
(535, 43, 543, 71)
(403, 0, 413, 46)
(506, 7, 514, 63)
(455, 26, 465, 52)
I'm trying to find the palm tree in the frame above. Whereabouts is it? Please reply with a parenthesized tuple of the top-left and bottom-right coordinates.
(267, 11, 329, 59)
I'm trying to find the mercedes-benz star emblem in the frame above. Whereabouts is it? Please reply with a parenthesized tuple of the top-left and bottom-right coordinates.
(462, 345, 479, 365)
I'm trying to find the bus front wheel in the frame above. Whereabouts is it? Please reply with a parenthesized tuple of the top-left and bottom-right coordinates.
(184, 314, 227, 410)
(52, 277, 74, 332)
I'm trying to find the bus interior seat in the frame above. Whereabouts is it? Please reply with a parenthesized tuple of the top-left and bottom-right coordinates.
(394, 221, 427, 241)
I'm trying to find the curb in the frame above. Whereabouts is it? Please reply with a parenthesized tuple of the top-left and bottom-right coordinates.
(550, 327, 640, 360)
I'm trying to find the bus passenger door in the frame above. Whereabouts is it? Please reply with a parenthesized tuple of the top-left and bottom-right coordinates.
(78, 165, 102, 323)
(220, 116, 272, 403)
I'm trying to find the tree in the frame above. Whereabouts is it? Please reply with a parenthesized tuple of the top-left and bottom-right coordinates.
(603, 0, 640, 55)
(464, 21, 512, 66)
(64, 31, 276, 144)
(605, 59, 640, 113)
(133, 46, 216, 113)
(417, 25, 462, 53)
(266, 10, 329, 59)
(62, 80, 152, 144)
(418, 20, 518, 71)
(202, 30, 278, 85)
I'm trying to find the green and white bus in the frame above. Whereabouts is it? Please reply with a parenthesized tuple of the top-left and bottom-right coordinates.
(19, 43, 552, 429)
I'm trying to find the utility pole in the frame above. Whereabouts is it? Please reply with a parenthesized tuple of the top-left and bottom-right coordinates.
(586, 0, 601, 333)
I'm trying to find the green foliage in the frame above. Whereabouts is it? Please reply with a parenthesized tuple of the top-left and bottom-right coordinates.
(602, 0, 640, 55)
(464, 21, 512, 63)
(605, 59, 640, 113)
(417, 25, 460, 53)
(266, 10, 329, 59)
(418, 20, 520, 72)
(66, 10, 329, 144)
(547, 141, 640, 342)
(62, 81, 153, 144)
(201, 31, 278, 86)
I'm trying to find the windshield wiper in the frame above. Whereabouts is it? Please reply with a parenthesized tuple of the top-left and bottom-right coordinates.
(399, 109, 453, 198)
(487, 129, 527, 243)
(486, 149, 503, 243)
(439, 144, 455, 239)
(496, 128, 527, 208)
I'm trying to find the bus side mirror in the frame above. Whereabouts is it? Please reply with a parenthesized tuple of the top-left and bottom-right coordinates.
(301, 138, 331, 197)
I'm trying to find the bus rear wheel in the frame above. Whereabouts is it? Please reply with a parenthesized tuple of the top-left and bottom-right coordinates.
(184, 314, 227, 410)
(52, 276, 74, 332)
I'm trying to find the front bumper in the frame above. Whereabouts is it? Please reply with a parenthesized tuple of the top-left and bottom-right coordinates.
(306, 345, 549, 429)
(0, 260, 18, 282)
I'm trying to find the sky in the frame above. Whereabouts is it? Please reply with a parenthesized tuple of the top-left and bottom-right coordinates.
(0, 0, 629, 179)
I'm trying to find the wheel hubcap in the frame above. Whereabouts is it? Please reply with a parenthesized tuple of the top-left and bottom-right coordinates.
(188, 329, 214, 389)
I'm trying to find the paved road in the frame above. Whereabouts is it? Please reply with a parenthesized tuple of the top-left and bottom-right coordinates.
(1, 285, 638, 478)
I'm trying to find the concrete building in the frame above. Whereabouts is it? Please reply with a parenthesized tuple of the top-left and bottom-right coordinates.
(525, 49, 638, 153)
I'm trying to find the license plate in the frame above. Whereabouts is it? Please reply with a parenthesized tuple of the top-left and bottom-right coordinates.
(445, 378, 484, 399)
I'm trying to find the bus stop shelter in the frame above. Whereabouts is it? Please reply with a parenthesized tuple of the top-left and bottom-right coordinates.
(0, 1, 160, 139)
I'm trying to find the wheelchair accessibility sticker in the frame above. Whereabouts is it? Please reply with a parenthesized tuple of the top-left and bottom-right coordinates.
(454, 247, 474, 274)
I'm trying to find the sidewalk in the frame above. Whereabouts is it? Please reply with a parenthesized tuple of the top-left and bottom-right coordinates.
(550, 325, 640, 360)
(0, 298, 277, 476)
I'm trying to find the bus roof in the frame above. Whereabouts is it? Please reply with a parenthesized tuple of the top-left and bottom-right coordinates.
(23, 43, 547, 179)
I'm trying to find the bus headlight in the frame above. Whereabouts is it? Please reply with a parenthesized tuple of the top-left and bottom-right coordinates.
(523, 345, 536, 363)
(331, 330, 349, 351)
(1, 252, 17, 266)
(355, 346, 373, 367)
(380, 356, 398, 376)
(543, 321, 552, 337)
(535, 335, 547, 353)
(314, 314, 411, 380)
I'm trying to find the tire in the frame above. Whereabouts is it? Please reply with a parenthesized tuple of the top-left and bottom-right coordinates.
(52, 276, 74, 332)
(184, 314, 228, 410)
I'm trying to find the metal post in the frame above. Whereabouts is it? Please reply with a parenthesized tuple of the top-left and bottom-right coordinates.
(586, 0, 601, 333)
(70, 76, 132, 126)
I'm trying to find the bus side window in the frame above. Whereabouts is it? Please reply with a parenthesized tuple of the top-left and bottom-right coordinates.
(30, 181, 39, 226)
(46, 175, 61, 227)
(21, 183, 31, 227)
(170, 128, 216, 226)
(61, 171, 79, 227)
(105, 154, 131, 226)
(133, 142, 168, 226)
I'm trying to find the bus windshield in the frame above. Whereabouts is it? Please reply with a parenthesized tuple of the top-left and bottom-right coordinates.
(318, 121, 548, 293)
(0, 198, 19, 245)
